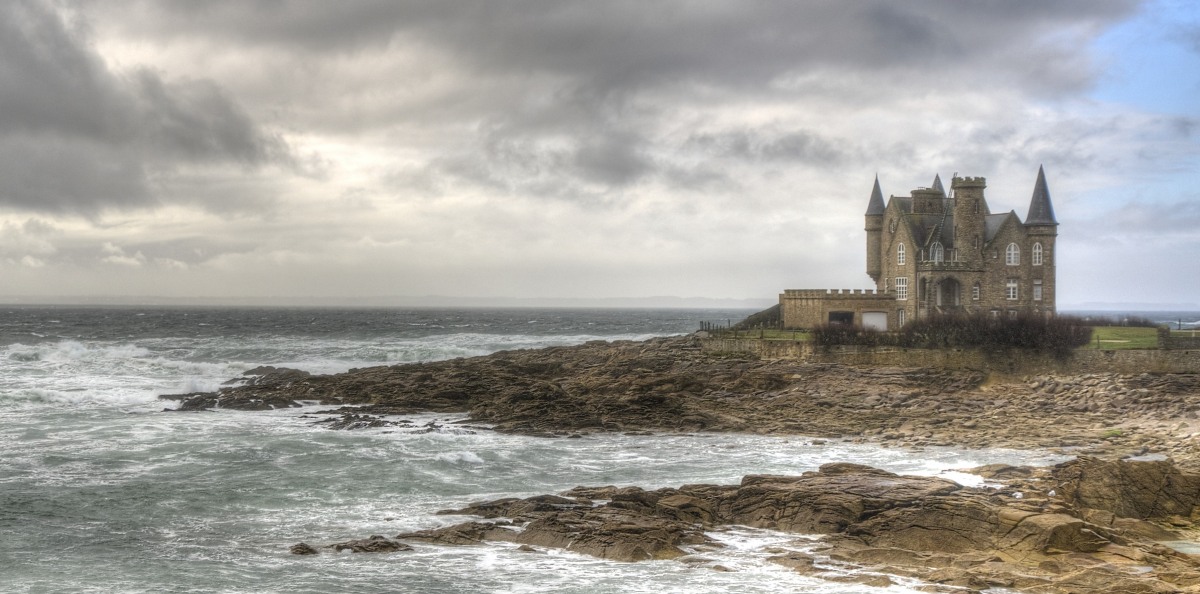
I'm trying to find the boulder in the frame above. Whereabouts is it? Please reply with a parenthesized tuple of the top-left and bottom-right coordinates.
(331, 535, 413, 553)
(289, 542, 319, 555)
(1053, 457, 1200, 520)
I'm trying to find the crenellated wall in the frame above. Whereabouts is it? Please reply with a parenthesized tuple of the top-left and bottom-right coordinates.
(779, 289, 898, 329)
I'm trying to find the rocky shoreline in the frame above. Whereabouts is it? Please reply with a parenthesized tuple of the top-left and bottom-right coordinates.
(163, 335, 1200, 467)
(294, 458, 1200, 593)
(162, 335, 1200, 593)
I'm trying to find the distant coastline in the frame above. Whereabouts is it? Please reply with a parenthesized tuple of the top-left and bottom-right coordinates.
(2, 294, 1198, 313)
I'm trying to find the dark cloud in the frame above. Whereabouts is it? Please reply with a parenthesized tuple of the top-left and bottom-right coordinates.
(685, 129, 847, 165)
(130, 71, 288, 165)
(65, 0, 1141, 211)
(0, 137, 153, 212)
(0, 0, 289, 215)
(98, 0, 1138, 94)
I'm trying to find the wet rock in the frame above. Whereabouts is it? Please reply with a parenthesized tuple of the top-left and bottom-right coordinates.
(766, 551, 816, 573)
(289, 542, 319, 555)
(332, 535, 413, 553)
(378, 462, 1200, 593)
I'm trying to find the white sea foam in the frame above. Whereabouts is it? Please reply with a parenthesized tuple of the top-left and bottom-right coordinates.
(434, 451, 487, 465)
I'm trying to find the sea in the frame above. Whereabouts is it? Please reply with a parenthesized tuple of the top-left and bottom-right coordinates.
(2, 306, 1195, 594)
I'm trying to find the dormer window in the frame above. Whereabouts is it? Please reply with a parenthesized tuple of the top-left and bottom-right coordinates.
(897, 243, 906, 265)
(1005, 243, 1020, 266)
(1032, 242, 1043, 266)
(930, 242, 944, 263)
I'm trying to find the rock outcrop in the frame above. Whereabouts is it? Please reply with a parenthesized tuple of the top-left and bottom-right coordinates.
(302, 462, 1200, 593)
(161, 337, 1200, 470)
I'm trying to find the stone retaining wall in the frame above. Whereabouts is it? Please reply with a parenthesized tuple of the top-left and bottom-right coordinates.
(699, 338, 1200, 375)
(1160, 326, 1200, 350)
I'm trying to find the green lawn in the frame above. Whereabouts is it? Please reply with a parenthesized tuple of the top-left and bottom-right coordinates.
(1081, 326, 1160, 350)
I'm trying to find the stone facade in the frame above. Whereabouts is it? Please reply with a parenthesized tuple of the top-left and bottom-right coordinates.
(782, 167, 1059, 329)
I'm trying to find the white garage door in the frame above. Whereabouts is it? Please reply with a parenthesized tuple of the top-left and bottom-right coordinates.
(862, 311, 888, 331)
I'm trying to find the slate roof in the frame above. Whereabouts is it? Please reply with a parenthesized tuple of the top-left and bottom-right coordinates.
(985, 213, 1016, 243)
(865, 176, 886, 216)
(1025, 165, 1058, 226)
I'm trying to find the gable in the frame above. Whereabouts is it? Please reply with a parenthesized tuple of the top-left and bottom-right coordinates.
(984, 212, 1021, 244)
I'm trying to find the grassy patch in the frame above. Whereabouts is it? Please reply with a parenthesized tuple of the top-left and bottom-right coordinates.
(1100, 428, 1124, 438)
(1082, 326, 1159, 350)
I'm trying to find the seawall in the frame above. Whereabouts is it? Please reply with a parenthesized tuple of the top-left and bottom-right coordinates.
(699, 338, 1200, 375)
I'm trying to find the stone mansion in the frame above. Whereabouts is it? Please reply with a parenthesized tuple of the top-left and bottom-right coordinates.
(780, 167, 1059, 330)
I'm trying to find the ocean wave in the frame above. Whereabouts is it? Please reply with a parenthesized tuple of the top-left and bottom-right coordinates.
(0, 331, 673, 412)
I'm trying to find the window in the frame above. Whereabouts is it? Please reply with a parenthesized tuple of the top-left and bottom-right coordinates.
(896, 308, 905, 327)
(1008, 310, 1018, 319)
(972, 282, 980, 301)
(884, 277, 889, 291)
(1005, 243, 1020, 265)
(1006, 279, 1019, 300)
(897, 243, 906, 265)
(895, 277, 908, 300)
(1032, 243, 1043, 266)
(973, 200, 979, 214)
(1033, 280, 1043, 301)
(930, 242, 944, 263)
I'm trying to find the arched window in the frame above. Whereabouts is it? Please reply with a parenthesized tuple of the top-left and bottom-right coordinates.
(1032, 242, 1043, 266)
(1005, 243, 1020, 266)
(930, 242, 944, 263)
(897, 243, 906, 265)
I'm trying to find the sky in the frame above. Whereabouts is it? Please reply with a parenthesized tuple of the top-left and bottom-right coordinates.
(0, 0, 1198, 308)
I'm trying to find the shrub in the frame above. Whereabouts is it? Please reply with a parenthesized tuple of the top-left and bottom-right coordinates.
(814, 313, 1093, 356)
(811, 323, 881, 349)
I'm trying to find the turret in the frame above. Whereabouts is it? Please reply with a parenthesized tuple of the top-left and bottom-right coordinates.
(951, 176, 988, 262)
(931, 174, 945, 196)
(865, 176, 885, 283)
(1024, 166, 1058, 313)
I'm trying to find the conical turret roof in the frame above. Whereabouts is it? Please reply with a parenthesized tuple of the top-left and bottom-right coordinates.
(865, 176, 885, 216)
(1025, 165, 1058, 226)
(931, 174, 945, 196)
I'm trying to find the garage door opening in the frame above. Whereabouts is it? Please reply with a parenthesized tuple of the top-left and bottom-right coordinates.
(828, 311, 854, 325)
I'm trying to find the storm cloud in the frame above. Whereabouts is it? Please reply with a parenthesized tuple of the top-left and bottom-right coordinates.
(0, 0, 289, 215)
(0, 0, 1196, 306)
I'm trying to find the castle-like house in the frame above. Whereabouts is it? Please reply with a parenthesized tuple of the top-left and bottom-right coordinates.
(780, 167, 1059, 330)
